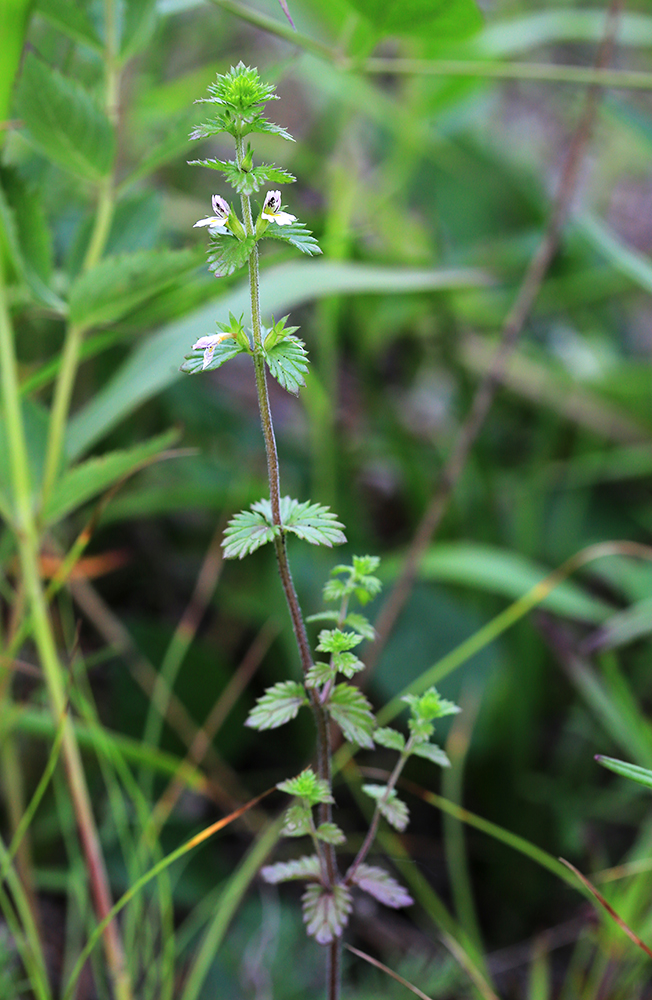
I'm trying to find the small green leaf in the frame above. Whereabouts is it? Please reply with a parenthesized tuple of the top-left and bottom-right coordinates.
(344, 612, 375, 641)
(302, 884, 352, 944)
(327, 684, 375, 749)
(306, 611, 339, 625)
(282, 803, 313, 838)
(332, 651, 364, 678)
(180, 338, 247, 376)
(411, 742, 451, 767)
(315, 822, 346, 845)
(282, 498, 346, 547)
(362, 785, 410, 832)
(42, 429, 180, 526)
(222, 506, 280, 560)
(595, 756, 652, 791)
(353, 555, 380, 576)
(262, 219, 322, 256)
(278, 768, 333, 805)
(69, 249, 199, 328)
(245, 681, 308, 730)
(349, 864, 413, 908)
(403, 687, 460, 722)
(263, 334, 309, 395)
(305, 661, 336, 689)
(374, 728, 406, 752)
(206, 232, 255, 278)
(17, 53, 114, 181)
(261, 855, 321, 884)
(189, 156, 295, 195)
(317, 630, 362, 654)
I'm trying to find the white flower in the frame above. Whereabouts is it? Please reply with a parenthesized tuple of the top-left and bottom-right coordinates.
(261, 190, 296, 226)
(192, 331, 234, 370)
(194, 194, 231, 233)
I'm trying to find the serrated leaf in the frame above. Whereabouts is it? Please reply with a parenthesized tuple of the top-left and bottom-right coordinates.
(344, 612, 375, 641)
(190, 114, 294, 143)
(245, 681, 308, 730)
(323, 579, 349, 602)
(349, 864, 413, 908)
(34, 0, 102, 50)
(180, 338, 247, 376)
(17, 53, 114, 181)
(248, 496, 346, 548)
(261, 855, 321, 884)
(411, 742, 451, 767)
(305, 661, 336, 689)
(302, 884, 352, 944)
(263, 334, 309, 395)
(374, 727, 406, 752)
(362, 785, 410, 832)
(317, 630, 362, 654)
(327, 684, 375, 749)
(42, 429, 180, 526)
(315, 822, 346, 845)
(206, 232, 255, 277)
(403, 688, 461, 722)
(282, 803, 313, 838)
(262, 220, 322, 256)
(189, 157, 295, 195)
(222, 506, 280, 560)
(69, 249, 199, 328)
(278, 768, 333, 805)
(333, 651, 364, 678)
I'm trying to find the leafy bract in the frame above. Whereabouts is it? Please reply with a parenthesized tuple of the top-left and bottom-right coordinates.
(206, 233, 255, 278)
(261, 220, 322, 256)
(222, 505, 280, 559)
(17, 53, 114, 181)
(263, 335, 310, 395)
(261, 855, 321, 884)
(245, 681, 308, 730)
(42, 429, 180, 526)
(69, 249, 199, 328)
(189, 156, 295, 195)
(278, 769, 333, 805)
(411, 742, 451, 767)
(362, 785, 410, 832)
(349, 864, 413, 908)
(327, 684, 375, 749)
(374, 727, 406, 752)
(282, 804, 312, 838)
(305, 662, 336, 689)
(315, 822, 346, 845)
(302, 884, 352, 944)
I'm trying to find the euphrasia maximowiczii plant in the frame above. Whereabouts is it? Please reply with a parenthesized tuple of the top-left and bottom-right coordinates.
(180, 63, 458, 983)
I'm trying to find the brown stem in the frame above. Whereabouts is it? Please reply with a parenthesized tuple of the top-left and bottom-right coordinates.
(363, 0, 624, 680)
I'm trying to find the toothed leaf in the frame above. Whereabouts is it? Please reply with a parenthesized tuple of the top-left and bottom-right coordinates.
(317, 630, 362, 654)
(302, 884, 352, 944)
(245, 681, 308, 730)
(278, 768, 333, 805)
(362, 785, 409, 832)
(282, 803, 313, 838)
(374, 728, 406, 752)
(261, 855, 321, 884)
(262, 220, 322, 256)
(327, 684, 375, 749)
(222, 507, 280, 559)
(305, 661, 336, 689)
(411, 742, 451, 767)
(205, 232, 255, 277)
(349, 864, 413, 908)
(263, 334, 309, 395)
(189, 157, 295, 195)
(315, 822, 346, 845)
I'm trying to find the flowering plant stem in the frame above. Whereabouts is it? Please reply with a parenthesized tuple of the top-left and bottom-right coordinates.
(235, 135, 342, 999)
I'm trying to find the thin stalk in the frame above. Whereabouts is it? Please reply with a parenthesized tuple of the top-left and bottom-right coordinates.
(0, 264, 133, 1000)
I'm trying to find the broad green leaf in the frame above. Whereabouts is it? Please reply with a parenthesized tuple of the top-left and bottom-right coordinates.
(42, 429, 180, 526)
(411, 742, 451, 767)
(327, 684, 375, 749)
(393, 542, 613, 623)
(374, 727, 406, 752)
(231, 496, 346, 552)
(262, 220, 322, 256)
(362, 785, 410, 832)
(281, 497, 346, 547)
(206, 233, 255, 278)
(282, 803, 312, 838)
(349, 864, 413, 908)
(263, 334, 310, 395)
(595, 756, 652, 792)
(222, 505, 280, 560)
(343, 0, 482, 39)
(278, 769, 333, 805)
(34, 0, 102, 50)
(66, 261, 490, 458)
(17, 52, 114, 181)
(245, 680, 309, 730)
(0, 0, 32, 128)
(261, 855, 321, 884)
(315, 822, 346, 845)
(0, 171, 64, 312)
(302, 883, 352, 944)
(189, 157, 295, 195)
(69, 249, 200, 328)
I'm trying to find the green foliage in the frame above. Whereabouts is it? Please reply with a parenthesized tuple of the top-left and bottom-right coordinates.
(282, 803, 313, 837)
(278, 769, 333, 806)
(35, 0, 102, 50)
(326, 683, 375, 748)
(316, 629, 363, 653)
(595, 756, 652, 792)
(374, 727, 406, 752)
(362, 785, 410, 832)
(261, 855, 321, 884)
(190, 62, 294, 141)
(0, 170, 63, 312)
(69, 250, 199, 328)
(411, 742, 450, 767)
(304, 661, 335, 689)
(189, 155, 295, 195)
(343, 0, 483, 38)
(263, 333, 310, 395)
(17, 52, 114, 180)
(206, 232, 255, 278)
(348, 864, 413, 908)
(323, 556, 382, 606)
(302, 884, 352, 945)
(222, 496, 346, 559)
(245, 681, 309, 730)
(260, 220, 322, 256)
(315, 822, 346, 845)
